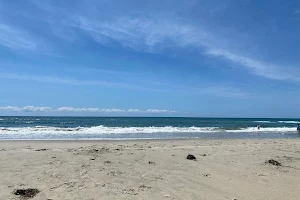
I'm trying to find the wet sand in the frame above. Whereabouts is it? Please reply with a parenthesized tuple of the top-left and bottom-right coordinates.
(0, 139, 300, 200)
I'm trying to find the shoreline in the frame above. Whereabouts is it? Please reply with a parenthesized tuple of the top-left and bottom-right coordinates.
(0, 137, 299, 143)
(1, 131, 299, 141)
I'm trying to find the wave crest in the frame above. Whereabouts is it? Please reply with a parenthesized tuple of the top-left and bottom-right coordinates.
(278, 121, 300, 124)
(253, 121, 272, 123)
(0, 125, 298, 135)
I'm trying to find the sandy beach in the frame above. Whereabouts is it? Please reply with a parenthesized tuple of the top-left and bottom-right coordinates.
(0, 139, 300, 200)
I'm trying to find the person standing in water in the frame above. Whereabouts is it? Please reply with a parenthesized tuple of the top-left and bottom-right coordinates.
(297, 124, 300, 132)
(257, 124, 261, 130)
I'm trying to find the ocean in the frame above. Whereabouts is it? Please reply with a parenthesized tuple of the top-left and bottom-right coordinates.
(0, 117, 299, 140)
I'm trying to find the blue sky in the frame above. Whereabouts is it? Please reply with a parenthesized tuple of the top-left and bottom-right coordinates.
(0, 0, 300, 117)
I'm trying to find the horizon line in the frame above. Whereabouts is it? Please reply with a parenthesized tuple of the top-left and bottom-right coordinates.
(0, 115, 299, 119)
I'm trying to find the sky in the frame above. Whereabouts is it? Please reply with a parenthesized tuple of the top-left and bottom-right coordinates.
(0, 0, 300, 117)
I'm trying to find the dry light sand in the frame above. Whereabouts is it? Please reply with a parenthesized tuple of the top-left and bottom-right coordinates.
(0, 139, 300, 200)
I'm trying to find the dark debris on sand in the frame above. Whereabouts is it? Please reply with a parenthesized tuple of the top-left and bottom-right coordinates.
(89, 147, 110, 154)
(104, 160, 112, 164)
(14, 188, 40, 199)
(35, 149, 48, 151)
(266, 159, 281, 166)
(187, 154, 197, 160)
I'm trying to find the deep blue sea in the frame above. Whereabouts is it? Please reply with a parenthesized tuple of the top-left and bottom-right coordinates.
(0, 117, 299, 140)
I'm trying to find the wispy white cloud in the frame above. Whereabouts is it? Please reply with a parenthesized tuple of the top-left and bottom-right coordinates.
(0, 23, 37, 50)
(0, 106, 52, 112)
(207, 49, 300, 82)
(68, 15, 211, 51)
(67, 15, 300, 83)
(55, 107, 126, 113)
(0, 106, 177, 113)
(0, 72, 136, 89)
(1, 1, 298, 84)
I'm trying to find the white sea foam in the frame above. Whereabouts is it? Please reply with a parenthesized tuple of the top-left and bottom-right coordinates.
(278, 121, 300, 124)
(253, 121, 273, 123)
(227, 127, 296, 132)
(0, 118, 4, 121)
(0, 126, 219, 135)
(0, 126, 297, 135)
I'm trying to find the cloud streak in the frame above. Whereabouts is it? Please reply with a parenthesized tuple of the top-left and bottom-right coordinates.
(0, 23, 37, 50)
(207, 49, 300, 82)
(1, 1, 299, 84)
(0, 72, 136, 89)
(0, 71, 249, 98)
(68, 15, 300, 83)
(0, 106, 177, 113)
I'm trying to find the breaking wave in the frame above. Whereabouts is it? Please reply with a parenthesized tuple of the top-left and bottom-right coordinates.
(0, 125, 297, 135)
(227, 127, 296, 132)
(253, 121, 273, 123)
(253, 120, 300, 124)
(278, 121, 300, 124)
